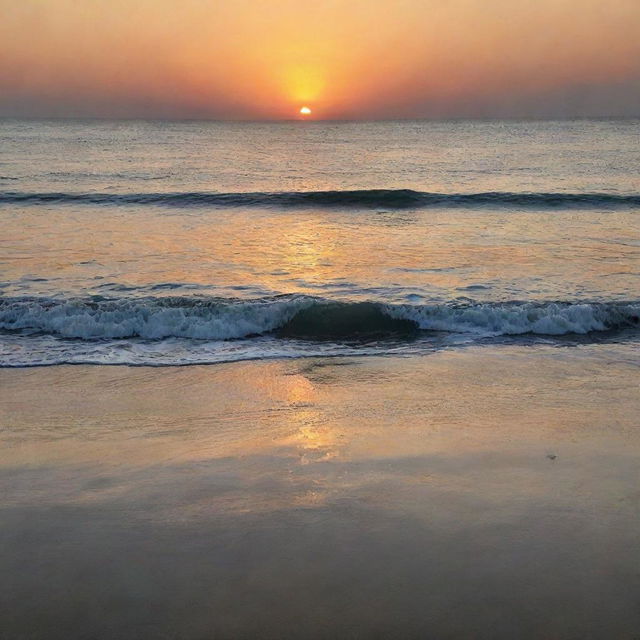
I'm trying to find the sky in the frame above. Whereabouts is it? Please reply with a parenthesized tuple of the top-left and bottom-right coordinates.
(1, 0, 639, 120)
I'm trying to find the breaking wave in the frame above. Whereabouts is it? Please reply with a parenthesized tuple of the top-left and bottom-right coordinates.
(2, 190, 640, 209)
(1, 296, 638, 341)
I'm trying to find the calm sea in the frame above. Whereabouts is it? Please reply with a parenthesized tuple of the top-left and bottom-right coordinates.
(1, 119, 638, 366)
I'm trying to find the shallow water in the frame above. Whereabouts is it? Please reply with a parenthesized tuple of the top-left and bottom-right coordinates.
(2, 346, 639, 639)
(1, 119, 639, 365)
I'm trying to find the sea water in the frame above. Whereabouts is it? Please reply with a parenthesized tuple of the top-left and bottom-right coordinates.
(1, 119, 638, 366)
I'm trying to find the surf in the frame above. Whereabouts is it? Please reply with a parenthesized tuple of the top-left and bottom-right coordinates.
(1, 295, 638, 341)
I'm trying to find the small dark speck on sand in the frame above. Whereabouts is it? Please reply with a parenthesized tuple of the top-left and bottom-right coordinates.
(546, 454, 557, 461)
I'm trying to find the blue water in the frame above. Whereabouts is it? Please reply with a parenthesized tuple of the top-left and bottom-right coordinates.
(1, 119, 638, 365)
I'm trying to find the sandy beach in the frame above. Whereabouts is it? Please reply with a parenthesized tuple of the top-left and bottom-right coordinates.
(2, 342, 639, 639)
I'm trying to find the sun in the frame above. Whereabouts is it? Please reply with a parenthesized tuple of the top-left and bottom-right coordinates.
(299, 106, 312, 115)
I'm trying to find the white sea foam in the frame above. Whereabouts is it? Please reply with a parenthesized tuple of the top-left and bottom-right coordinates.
(0, 296, 311, 340)
(387, 301, 640, 336)
(0, 297, 638, 343)
(1, 296, 638, 367)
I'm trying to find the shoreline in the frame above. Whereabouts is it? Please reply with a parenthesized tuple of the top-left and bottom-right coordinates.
(2, 344, 639, 638)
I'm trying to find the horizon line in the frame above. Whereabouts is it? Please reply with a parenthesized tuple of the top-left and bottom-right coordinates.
(1, 115, 639, 125)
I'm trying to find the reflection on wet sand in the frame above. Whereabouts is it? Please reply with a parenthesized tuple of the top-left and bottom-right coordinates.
(1, 345, 640, 638)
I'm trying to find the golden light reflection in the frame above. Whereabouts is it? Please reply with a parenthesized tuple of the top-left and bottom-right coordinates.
(282, 426, 341, 464)
(280, 224, 328, 274)
(284, 371, 316, 406)
(278, 372, 341, 463)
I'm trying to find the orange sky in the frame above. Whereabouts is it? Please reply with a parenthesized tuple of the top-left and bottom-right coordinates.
(1, 0, 639, 119)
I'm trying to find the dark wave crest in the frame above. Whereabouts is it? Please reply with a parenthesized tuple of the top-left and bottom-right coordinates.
(2, 190, 640, 209)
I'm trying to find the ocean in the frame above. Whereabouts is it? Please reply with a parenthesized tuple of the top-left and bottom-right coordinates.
(2, 119, 640, 639)
(1, 118, 639, 366)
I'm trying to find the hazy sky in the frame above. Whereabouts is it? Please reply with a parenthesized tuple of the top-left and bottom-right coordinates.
(1, 0, 639, 120)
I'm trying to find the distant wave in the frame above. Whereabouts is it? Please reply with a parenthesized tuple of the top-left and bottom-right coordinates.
(1, 296, 638, 341)
(2, 190, 640, 209)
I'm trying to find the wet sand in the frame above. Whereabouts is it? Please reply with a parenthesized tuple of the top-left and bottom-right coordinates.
(1, 344, 639, 639)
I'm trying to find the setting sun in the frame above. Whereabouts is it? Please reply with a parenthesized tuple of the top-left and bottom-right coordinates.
(300, 106, 312, 115)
